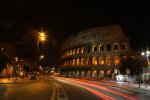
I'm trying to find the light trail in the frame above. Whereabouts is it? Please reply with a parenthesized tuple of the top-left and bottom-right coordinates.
(56, 77, 139, 100)
(57, 79, 116, 100)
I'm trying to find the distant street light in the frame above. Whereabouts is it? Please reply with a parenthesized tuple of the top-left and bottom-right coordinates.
(141, 48, 150, 88)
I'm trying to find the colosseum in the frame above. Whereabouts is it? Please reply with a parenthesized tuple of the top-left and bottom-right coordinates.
(60, 25, 138, 79)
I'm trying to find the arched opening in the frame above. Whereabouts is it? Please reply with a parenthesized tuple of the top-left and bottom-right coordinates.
(73, 49, 75, 55)
(114, 43, 119, 51)
(76, 59, 80, 66)
(81, 47, 85, 53)
(77, 48, 80, 54)
(92, 57, 98, 65)
(107, 44, 111, 51)
(70, 50, 72, 55)
(93, 70, 97, 78)
(106, 57, 112, 66)
(86, 58, 90, 65)
(99, 44, 104, 51)
(92, 45, 97, 52)
(81, 71, 85, 77)
(107, 70, 111, 75)
(72, 59, 75, 66)
(99, 70, 104, 78)
(114, 56, 120, 65)
(81, 58, 84, 65)
(121, 43, 127, 51)
(86, 70, 91, 77)
(99, 57, 104, 65)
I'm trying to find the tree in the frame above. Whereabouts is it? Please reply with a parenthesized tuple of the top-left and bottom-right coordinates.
(0, 53, 11, 72)
(120, 57, 145, 75)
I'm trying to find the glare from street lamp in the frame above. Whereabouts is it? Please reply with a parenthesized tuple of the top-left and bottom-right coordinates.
(40, 55, 44, 59)
(38, 31, 46, 42)
(141, 52, 145, 56)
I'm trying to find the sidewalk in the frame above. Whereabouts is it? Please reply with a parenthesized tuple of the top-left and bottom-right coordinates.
(116, 81, 150, 92)
(0, 77, 37, 84)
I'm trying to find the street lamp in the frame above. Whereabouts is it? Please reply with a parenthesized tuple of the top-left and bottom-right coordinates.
(141, 49, 150, 88)
(35, 31, 47, 72)
(37, 31, 47, 50)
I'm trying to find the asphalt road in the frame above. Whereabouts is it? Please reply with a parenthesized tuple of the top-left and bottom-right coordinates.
(0, 76, 54, 100)
(1, 76, 150, 100)
(54, 77, 150, 100)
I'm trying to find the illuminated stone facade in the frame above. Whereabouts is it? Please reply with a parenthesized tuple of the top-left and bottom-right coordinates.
(60, 25, 138, 79)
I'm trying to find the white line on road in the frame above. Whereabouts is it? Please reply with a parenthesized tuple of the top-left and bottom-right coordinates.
(56, 83, 69, 100)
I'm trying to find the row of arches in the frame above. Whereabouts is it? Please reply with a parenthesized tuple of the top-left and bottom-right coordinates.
(62, 56, 120, 67)
(92, 43, 127, 52)
(61, 69, 116, 78)
(62, 43, 127, 58)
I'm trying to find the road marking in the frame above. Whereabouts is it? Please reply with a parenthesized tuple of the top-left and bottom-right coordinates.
(50, 81, 56, 100)
(56, 83, 69, 100)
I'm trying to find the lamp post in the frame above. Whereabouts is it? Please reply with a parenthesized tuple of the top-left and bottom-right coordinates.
(35, 31, 47, 72)
(141, 49, 150, 88)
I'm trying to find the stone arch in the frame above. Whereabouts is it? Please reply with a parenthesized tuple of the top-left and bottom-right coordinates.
(77, 48, 80, 54)
(114, 56, 120, 65)
(106, 70, 111, 75)
(86, 57, 90, 65)
(92, 45, 97, 52)
(121, 43, 127, 51)
(81, 58, 84, 65)
(92, 57, 98, 65)
(99, 44, 104, 51)
(99, 57, 104, 65)
(114, 43, 119, 51)
(72, 59, 75, 66)
(76, 59, 80, 66)
(92, 70, 98, 78)
(106, 57, 112, 66)
(99, 70, 105, 78)
(81, 47, 85, 53)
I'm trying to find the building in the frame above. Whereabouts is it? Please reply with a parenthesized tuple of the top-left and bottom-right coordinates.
(60, 25, 138, 79)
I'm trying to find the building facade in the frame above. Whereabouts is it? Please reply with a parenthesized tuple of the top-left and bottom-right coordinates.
(60, 25, 138, 79)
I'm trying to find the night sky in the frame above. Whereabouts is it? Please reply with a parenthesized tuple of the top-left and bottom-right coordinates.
(0, 0, 149, 66)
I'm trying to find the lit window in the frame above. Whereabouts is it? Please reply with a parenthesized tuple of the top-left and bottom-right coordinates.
(107, 70, 111, 75)
(70, 50, 72, 55)
(99, 57, 104, 65)
(81, 47, 85, 53)
(81, 58, 84, 65)
(73, 60, 75, 66)
(106, 57, 112, 66)
(92, 57, 97, 65)
(100, 70, 104, 77)
(77, 59, 80, 66)
(73, 49, 75, 55)
(86, 58, 90, 65)
(77, 48, 80, 54)
(114, 56, 120, 65)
